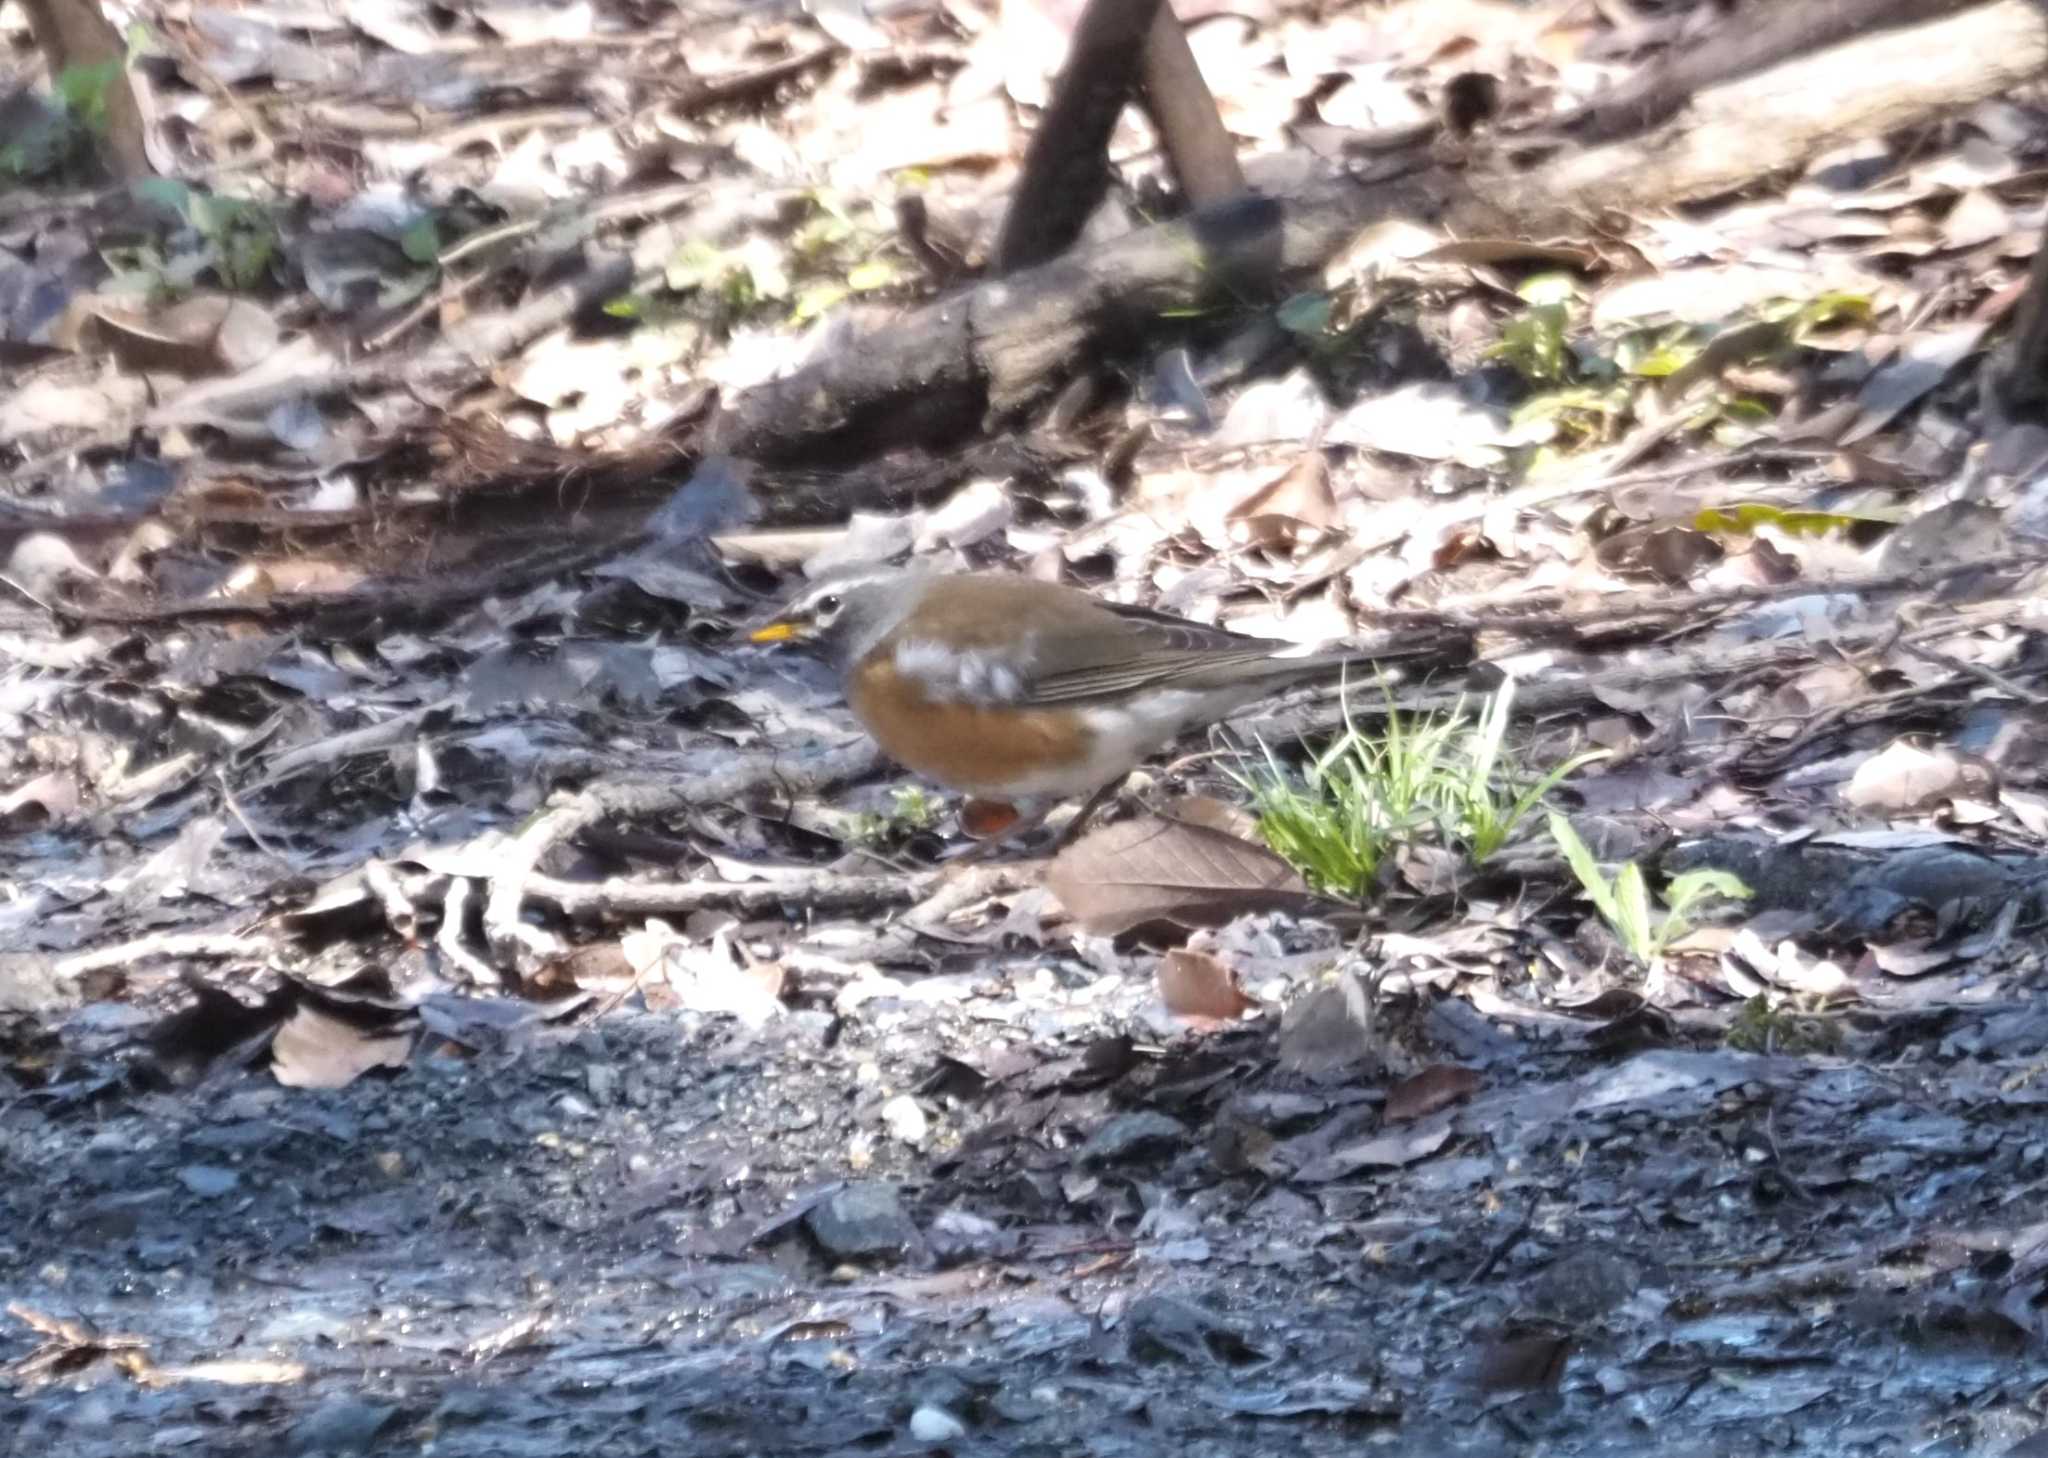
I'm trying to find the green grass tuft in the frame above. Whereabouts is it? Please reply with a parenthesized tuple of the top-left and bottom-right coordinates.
(1236, 678, 1600, 899)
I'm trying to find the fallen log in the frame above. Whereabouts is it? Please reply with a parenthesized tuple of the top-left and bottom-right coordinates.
(711, 0, 2048, 465)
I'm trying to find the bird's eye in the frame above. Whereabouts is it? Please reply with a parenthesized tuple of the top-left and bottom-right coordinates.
(815, 593, 843, 620)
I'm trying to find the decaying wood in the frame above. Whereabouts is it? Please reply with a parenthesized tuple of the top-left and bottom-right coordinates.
(1535, 0, 1985, 145)
(994, 0, 1164, 274)
(1500, 0, 2045, 223)
(995, 0, 1245, 277)
(714, 0, 2048, 466)
(1138, 1, 1245, 209)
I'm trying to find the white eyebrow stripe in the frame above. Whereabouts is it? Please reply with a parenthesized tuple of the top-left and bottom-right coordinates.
(894, 638, 1029, 704)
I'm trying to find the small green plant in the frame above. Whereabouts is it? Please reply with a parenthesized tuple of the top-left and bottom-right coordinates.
(1238, 680, 1598, 899)
(850, 786, 945, 846)
(191, 192, 279, 291)
(1438, 684, 1602, 862)
(1490, 303, 1571, 383)
(1486, 272, 1580, 383)
(1240, 734, 1408, 899)
(1548, 812, 1750, 969)
(1725, 994, 1842, 1055)
(665, 239, 770, 322)
(120, 180, 282, 296)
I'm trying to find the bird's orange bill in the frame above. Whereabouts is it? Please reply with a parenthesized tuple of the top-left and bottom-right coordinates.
(748, 621, 801, 644)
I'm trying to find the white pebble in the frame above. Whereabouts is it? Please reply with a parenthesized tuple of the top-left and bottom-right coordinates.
(909, 1405, 966, 1443)
(881, 1094, 929, 1145)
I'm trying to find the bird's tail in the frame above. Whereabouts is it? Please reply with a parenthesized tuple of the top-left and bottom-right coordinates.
(1262, 630, 1471, 690)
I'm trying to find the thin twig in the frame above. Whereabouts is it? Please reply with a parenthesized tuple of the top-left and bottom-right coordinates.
(1899, 641, 2048, 706)
(216, 770, 304, 876)
(56, 932, 278, 980)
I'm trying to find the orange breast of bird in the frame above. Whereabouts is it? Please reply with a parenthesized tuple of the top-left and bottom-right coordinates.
(847, 649, 1096, 797)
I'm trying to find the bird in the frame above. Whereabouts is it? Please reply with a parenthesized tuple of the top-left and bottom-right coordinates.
(748, 568, 1450, 841)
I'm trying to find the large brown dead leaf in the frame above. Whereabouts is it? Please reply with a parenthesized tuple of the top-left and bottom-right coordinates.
(271, 1004, 413, 1089)
(1843, 738, 1994, 813)
(1046, 811, 1324, 937)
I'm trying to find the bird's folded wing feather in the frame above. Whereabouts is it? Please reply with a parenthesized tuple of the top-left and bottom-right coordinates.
(1021, 647, 1317, 704)
(1019, 619, 1447, 707)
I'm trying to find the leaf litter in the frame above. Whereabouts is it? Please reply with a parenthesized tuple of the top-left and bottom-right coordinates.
(7, 0, 2048, 1450)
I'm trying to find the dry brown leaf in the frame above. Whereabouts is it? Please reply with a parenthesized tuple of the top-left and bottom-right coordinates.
(1866, 938, 1954, 978)
(270, 1004, 413, 1089)
(1843, 739, 1994, 813)
(1045, 812, 1320, 937)
(1593, 523, 1724, 586)
(624, 921, 784, 1027)
(531, 941, 637, 998)
(1227, 453, 1337, 552)
(1165, 794, 1264, 842)
(1766, 663, 1871, 717)
(1289, 1111, 1453, 1182)
(1157, 948, 1259, 1025)
(73, 294, 281, 377)
(1382, 1064, 1481, 1123)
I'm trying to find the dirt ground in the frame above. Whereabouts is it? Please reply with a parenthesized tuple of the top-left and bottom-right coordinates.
(9, 939, 2048, 1455)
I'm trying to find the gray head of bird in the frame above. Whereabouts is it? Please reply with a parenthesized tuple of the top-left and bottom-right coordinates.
(746, 566, 929, 672)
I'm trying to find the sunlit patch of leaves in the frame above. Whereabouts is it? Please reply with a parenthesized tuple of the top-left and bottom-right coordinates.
(660, 190, 906, 332)
(1549, 813, 1751, 973)
(787, 190, 907, 323)
(664, 238, 768, 327)
(1489, 271, 1876, 462)
(1237, 680, 1600, 899)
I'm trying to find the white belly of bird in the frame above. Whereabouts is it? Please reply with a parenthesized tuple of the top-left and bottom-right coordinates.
(985, 688, 1247, 800)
